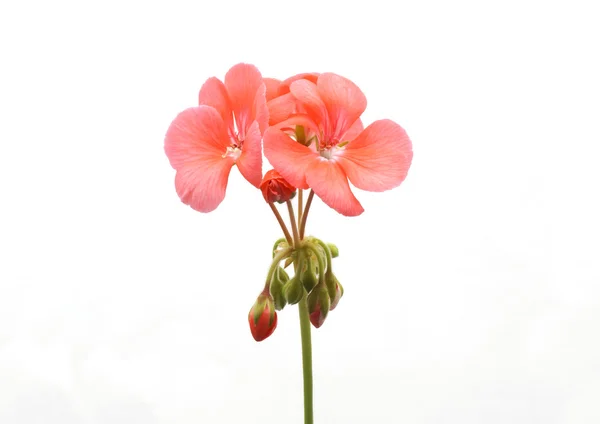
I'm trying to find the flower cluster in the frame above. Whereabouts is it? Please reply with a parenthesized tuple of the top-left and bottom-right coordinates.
(165, 63, 413, 341)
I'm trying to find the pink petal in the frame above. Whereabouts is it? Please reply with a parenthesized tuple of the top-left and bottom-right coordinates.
(267, 93, 297, 125)
(164, 106, 234, 212)
(336, 119, 413, 192)
(305, 159, 364, 216)
(289, 79, 330, 134)
(342, 118, 364, 142)
(253, 81, 269, 134)
(263, 127, 318, 189)
(224, 63, 267, 135)
(198, 77, 233, 130)
(280, 72, 320, 94)
(236, 121, 262, 187)
(263, 78, 282, 101)
(175, 159, 233, 213)
(164, 106, 230, 169)
(273, 114, 320, 137)
(317, 73, 367, 141)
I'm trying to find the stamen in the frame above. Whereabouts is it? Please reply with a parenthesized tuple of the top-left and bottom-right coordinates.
(320, 149, 333, 160)
(222, 146, 242, 161)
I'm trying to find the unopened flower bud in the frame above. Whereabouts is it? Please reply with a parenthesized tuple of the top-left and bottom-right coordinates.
(259, 169, 297, 204)
(327, 243, 339, 258)
(270, 267, 289, 311)
(308, 286, 330, 328)
(276, 266, 290, 283)
(300, 260, 319, 293)
(329, 281, 343, 311)
(283, 276, 304, 305)
(248, 294, 277, 342)
(325, 272, 340, 302)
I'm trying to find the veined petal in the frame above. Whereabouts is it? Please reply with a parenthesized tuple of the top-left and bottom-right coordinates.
(336, 119, 413, 192)
(305, 159, 364, 217)
(264, 78, 282, 101)
(198, 77, 233, 130)
(342, 118, 364, 142)
(236, 121, 262, 187)
(253, 82, 269, 134)
(164, 106, 234, 213)
(224, 63, 266, 135)
(317, 73, 367, 141)
(175, 158, 233, 213)
(289, 80, 329, 134)
(263, 127, 317, 189)
(164, 106, 230, 170)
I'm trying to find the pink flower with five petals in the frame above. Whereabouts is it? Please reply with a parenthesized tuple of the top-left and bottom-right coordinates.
(263, 73, 412, 216)
(164, 63, 268, 212)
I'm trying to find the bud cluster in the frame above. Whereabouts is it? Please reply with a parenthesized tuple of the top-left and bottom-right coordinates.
(248, 237, 344, 341)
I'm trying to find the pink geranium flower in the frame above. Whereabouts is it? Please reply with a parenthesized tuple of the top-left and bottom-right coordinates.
(263, 73, 413, 216)
(164, 63, 268, 212)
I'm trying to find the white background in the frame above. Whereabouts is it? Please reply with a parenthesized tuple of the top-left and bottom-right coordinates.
(1, 0, 599, 423)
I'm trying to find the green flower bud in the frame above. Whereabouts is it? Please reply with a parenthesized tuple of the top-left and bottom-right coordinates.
(276, 266, 290, 283)
(327, 243, 339, 258)
(283, 276, 304, 305)
(270, 279, 286, 311)
(270, 267, 290, 311)
(300, 260, 319, 293)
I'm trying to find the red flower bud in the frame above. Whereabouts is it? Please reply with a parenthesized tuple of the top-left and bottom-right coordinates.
(259, 169, 296, 204)
(308, 286, 330, 329)
(309, 304, 326, 328)
(329, 282, 343, 311)
(248, 295, 278, 342)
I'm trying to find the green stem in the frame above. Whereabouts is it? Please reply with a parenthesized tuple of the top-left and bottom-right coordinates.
(293, 245, 313, 424)
(298, 294, 313, 424)
(269, 203, 293, 246)
(286, 200, 301, 247)
(297, 189, 304, 236)
(299, 190, 315, 240)
(266, 248, 293, 286)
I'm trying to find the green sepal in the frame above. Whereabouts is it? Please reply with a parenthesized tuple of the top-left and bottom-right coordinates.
(252, 295, 268, 324)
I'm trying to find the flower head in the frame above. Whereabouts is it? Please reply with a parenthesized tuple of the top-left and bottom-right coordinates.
(263, 73, 413, 216)
(259, 169, 297, 204)
(164, 63, 268, 212)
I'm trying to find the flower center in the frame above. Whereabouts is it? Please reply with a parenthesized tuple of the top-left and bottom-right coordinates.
(223, 145, 242, 161)
(319, 148, 333, 160)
